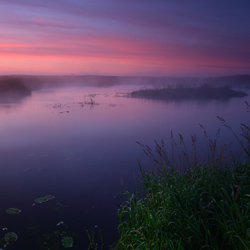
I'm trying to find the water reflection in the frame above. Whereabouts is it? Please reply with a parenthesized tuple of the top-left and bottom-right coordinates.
(0, 83, 249, 249)
(0, 92, 31, 104)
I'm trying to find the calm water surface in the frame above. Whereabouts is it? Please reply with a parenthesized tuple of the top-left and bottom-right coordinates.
(0, 84, 249, 249)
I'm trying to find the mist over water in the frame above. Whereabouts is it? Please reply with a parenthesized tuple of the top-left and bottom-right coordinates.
(0, 75, 249, 249)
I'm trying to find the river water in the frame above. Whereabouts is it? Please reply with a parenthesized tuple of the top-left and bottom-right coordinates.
(0, 83, 249, 249)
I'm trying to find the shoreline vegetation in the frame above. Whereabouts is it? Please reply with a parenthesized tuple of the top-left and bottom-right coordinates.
(1, 74, 250, 248)
(130, 84, 248, 101)
(0, 76, 31, 94)
(110, 104, 250, 250)
(0, 74, 249, 90)
(0, 76, 31, 103)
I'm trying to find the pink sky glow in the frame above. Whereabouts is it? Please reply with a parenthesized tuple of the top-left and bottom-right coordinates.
(0, 0, 250, 76)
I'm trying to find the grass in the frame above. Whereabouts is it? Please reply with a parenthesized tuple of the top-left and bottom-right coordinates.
(87, 229, 104, 250)
(130, 84, 247, 101)
(113, 162, 250, 249)
(111, 103, 250, 250)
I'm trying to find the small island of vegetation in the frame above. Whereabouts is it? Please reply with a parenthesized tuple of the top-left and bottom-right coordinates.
(130, 84, 247, 101)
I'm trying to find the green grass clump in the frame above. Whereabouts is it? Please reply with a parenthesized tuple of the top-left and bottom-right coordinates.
(113, 161, 250, 250)
(112, 107, 250, 250)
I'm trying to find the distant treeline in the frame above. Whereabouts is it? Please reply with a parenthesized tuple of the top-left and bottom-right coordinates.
(0, 74, 250, 90)
(0, 76, 31, 94)
(130, 84, 248, 101)
(0, 76, 32, 103)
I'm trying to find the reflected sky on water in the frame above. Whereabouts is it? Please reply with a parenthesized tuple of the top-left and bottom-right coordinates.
(0, 84, 249, 249)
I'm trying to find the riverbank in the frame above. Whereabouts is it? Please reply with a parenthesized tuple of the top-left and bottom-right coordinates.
(111, 115, 250, 249)
(112, 161, 250, 249)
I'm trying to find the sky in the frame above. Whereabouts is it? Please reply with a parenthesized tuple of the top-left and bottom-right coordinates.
(0, 0, 250, 76)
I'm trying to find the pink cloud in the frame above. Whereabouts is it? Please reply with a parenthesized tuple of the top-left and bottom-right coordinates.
(0, 1, 250, 76)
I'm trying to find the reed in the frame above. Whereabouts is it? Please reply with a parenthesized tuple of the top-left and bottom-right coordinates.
(112, 104, 250, 250)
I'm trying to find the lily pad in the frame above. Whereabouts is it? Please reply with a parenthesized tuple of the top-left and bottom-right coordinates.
(43, 195, 54, 200)
(4, 232, 18, 243)
(34, 195, 55, 203)
(6, 208, 21, 215)
(61, 237, 73, 248)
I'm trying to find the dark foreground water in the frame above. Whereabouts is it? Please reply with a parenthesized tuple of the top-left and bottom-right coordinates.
(0, 83, 249, 249)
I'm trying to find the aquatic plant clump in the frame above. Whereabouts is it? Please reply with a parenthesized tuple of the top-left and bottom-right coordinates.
(6, 208, 21, 215)
(130, 84, 248, 101)
(34, 195, 55, 203)
(4, 232, 18, 243)
(61, 236, 73, 248)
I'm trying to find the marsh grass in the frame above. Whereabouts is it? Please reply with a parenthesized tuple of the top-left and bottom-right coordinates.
(114, 161, 250, 250)
(130, 84, 247, 101)
(87, 229, 104, 250)
(112, 103, 250, 250)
